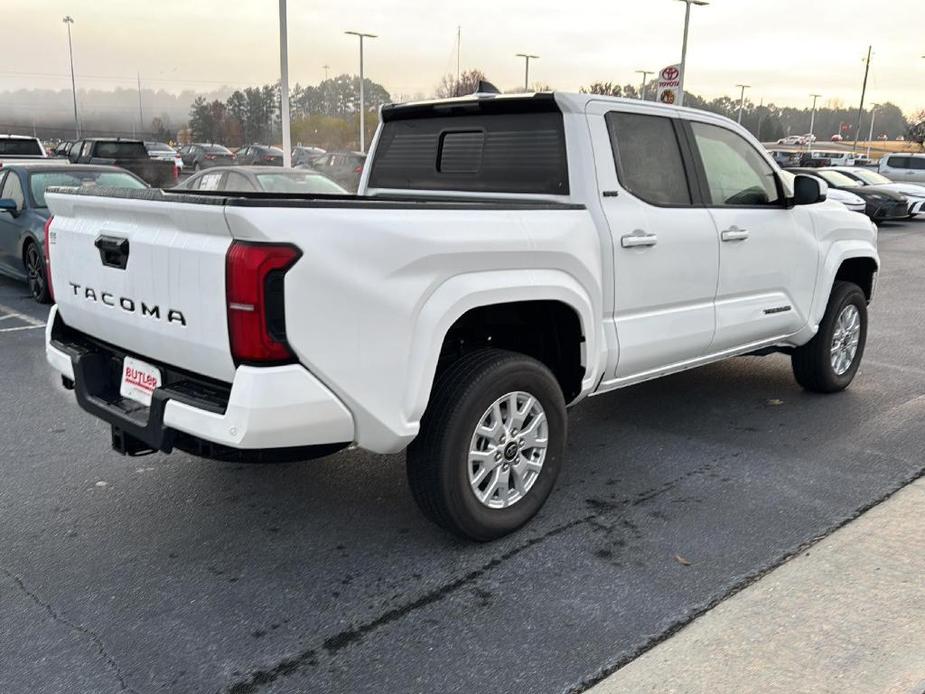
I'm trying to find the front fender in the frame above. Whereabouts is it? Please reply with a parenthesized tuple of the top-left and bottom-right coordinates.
(403, 269, 602, 429)
(810, 240, 880, 327)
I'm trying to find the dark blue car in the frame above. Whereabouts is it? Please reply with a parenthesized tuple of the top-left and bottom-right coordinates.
(0, 163, 147, 302)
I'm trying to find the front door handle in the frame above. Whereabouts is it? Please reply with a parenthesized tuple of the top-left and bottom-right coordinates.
(621, 230, 658, 248)
(721, 226, 749, 242)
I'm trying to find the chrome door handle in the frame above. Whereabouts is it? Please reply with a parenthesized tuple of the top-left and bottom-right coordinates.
(621, 230, 658, 248)
(721, 226, 749, 242)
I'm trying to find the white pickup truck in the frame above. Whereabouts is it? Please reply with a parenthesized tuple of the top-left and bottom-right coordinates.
(44, 93, 879, 540)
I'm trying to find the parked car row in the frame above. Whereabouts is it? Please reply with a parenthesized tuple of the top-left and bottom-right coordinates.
(785, 166, 925, 220)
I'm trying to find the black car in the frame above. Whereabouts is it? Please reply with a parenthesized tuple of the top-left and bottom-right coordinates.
(67, 138, 177, 187)
(292, 145, 326, 167)
(237, 144, 284, 166)
(786, 167, 909, 221)
(303, 151, 366, 192)
(178, 143, 236, 171)
(51, 141, 73, 158)
(178, 166, 347, 194)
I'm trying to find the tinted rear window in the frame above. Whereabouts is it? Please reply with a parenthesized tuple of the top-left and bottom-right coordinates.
(205, 145, 232, 154)
(0, 139, 43, 156)
(368, 111, 568, 194)
(887, 156, 911, 168)
(94, 142, 148, 159)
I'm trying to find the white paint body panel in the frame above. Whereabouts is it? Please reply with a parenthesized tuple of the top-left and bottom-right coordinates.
(45, 92, 879, 455)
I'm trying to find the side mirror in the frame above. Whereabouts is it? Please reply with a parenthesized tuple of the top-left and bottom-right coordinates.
(0, 198, 19, 215)
(793, 174, 827, 206)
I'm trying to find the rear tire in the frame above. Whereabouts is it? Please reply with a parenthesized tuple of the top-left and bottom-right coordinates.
(791, 281, 867, 393)
(407, 349, 567, 541)
(24, 241, 50, 304)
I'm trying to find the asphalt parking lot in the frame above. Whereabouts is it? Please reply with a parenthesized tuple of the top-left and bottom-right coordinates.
(1, 219, 924, 694)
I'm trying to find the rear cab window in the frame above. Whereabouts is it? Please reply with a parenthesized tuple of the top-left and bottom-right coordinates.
(93, 141, 149, 159)
(368, 97, 569, 195)
(0, 138, 43, 156)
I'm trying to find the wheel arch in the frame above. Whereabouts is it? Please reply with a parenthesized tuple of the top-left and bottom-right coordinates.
(404, 269, 601, 429)
(811, 243, 879, 327)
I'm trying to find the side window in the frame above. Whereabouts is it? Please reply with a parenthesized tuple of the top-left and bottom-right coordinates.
(223, 172, 257, 192)
(1, 172, 25, 211)
(81, 141, 94, 158)
(690, 122, 780, 206)
(605, 111, 692, 206)
(887, 156, 910, 168)
(911, 158, 925, 170)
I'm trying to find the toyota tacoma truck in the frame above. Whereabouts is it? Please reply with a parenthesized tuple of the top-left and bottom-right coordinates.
(44, 92, 879, 540)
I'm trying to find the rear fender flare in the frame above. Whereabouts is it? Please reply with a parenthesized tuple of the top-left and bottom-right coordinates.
(403, 269, 601, 426)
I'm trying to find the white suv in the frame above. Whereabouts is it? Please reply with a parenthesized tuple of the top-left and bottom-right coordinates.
(878, 153, 925, 183)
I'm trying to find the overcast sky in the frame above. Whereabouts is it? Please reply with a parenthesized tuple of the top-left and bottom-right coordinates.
(6, 0, 924, 113)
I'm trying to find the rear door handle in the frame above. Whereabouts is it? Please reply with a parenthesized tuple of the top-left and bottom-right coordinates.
(721, 226, 749, 242)
(621, 231, 658, 248)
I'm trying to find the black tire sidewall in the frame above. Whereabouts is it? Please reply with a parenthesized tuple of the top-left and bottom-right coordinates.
(439, 357, 566, 541)
(25, 243, 49, 303)
(817, 283, 868, 390)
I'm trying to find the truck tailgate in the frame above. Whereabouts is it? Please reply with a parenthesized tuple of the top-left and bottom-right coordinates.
(46, 191, 237, 382)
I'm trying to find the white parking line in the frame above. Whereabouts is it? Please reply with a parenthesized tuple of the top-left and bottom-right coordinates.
(0, 324, 45, 333)
(0, 301, 46, 327)
(0, 314, 18, 322)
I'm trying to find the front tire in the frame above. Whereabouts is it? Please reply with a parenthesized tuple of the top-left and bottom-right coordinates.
(407, 349, 567, 541)
(792, 281, 867, 393)
(24, 242, 50, 304)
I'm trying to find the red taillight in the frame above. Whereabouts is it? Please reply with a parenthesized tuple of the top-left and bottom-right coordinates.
(226, 242, 301, 363)
(205, 154, 216, 160)
(264, 155, 275, 161)
(353, 165, 363, 174)
(43, 216, 55, 301)
(173, 164, 179, 180)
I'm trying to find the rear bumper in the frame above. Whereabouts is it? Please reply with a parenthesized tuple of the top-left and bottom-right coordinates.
(45, 306, 354, 457)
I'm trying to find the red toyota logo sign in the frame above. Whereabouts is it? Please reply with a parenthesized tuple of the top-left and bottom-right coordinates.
(661, 66, 679, 81)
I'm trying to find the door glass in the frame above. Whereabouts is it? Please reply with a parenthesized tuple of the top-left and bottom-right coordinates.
(910, 158, 925, 170)
(1, 173, 25, 211)
(691, 122, 780, 206)
(605, 111, 691, 206)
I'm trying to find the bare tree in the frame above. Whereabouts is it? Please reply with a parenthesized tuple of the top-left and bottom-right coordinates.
(435, 69, 487, 98)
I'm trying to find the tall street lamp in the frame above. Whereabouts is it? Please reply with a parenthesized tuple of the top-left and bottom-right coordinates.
(636, 70, 654, 100)
(63, 16, 79, 139)
(278, 0, 292, 166)
(866, 103, 880, 158)
(516, 53, 539, 92)
(736, 84, 750, 124)
(808, 93, 822, 146)
(345, 31, 377, 153)
(675, 0, 708, 107)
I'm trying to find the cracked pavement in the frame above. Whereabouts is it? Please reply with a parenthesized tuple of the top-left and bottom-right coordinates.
(1, 219, 924, 694)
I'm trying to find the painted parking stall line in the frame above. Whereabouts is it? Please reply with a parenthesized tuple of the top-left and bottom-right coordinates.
(0, 301, 46, 333)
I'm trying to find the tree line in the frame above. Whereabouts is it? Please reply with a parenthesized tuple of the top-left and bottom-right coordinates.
(186, 75, 391, 149)
(185, 70, 925, 150)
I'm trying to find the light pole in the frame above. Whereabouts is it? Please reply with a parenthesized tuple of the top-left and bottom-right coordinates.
(63, 16, 79, 138)
(516, 53, 539, 92)
(866, 103, 880, 158)
(808, 93, 822, 147)
(675, 0, 708, 107)
(345, 30, 377, 153)
(736, 84, 750, 125)
(278, 0, 292, 166)
(636, 70, 654, 100)
(853, 45, 872, 153)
